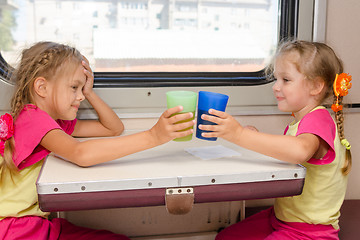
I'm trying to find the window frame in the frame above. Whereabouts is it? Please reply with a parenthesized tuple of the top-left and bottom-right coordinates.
(0, 53, 12, 84)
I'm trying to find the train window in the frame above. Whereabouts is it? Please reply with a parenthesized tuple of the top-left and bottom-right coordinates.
(0, 0, 321, 115)
(0, 0, 298, 88)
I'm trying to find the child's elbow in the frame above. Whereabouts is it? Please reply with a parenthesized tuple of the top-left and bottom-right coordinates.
(68, 146, 95, 167)
(292, 146, 314, 164)
(111, 123, 125, 136)
(72, 157, 93, 167)
(113, 127, 124, 136)
(292, 156, 308, 165)
(70, 156, 93, 167)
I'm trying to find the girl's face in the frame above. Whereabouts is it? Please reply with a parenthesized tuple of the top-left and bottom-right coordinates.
(272, 53, 318, 120)
(49, 63, 86, 120)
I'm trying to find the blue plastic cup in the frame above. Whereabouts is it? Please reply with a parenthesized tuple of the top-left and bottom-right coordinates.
(196, 91, 229, 141)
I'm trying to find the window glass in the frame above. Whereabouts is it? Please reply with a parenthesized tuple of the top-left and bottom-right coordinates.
(1, 0, 278, 73)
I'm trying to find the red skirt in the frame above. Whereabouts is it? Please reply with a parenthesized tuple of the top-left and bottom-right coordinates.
(0, 216, 130, 240)
(216, 207, 339, 240)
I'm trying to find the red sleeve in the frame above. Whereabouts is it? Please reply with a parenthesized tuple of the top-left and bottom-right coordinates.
(56, 119, 77, 135)
(296, 109, 336, 165)
(14, 105, 77, 170)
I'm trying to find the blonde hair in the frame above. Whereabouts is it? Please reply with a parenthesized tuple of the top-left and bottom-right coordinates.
(267, 40, 351, 175)
(1, 42, 82, 181)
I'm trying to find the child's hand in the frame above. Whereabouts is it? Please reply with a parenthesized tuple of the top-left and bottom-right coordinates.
(198, 109, 243, 143)
(149, 106, 195, 145)
(82, 55, 94, 97)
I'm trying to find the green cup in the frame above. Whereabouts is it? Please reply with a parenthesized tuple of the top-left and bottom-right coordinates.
(166, 91, 197, 141)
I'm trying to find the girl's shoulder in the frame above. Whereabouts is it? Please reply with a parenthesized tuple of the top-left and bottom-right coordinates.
(16, 104, 77, 134)
(17, 104, 49, 119)
(287, 107, 333, 134)
(301, 106, 333, 126)
(297, 106, 336, 150)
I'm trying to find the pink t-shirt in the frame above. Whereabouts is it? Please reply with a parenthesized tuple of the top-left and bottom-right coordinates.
(13, 104, 77, 170)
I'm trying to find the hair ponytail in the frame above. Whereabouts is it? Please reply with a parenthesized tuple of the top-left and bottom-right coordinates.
(0, 137, 18, 183)
(0, 113, 17, 184)
(333, 96, 352, 175)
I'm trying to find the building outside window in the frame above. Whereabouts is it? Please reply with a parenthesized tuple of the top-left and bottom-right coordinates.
(1, 0, 278, 76)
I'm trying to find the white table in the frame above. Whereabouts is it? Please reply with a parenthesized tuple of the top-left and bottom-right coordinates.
(37, 137, 306, 212)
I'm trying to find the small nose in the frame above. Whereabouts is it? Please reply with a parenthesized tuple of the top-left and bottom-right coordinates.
(272, 79, 280, 91)
(78, 90, 85, 102)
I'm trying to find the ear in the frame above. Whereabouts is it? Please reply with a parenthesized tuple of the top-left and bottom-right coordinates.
(310, 77, 326, 96)
(33, 77, 48, 98)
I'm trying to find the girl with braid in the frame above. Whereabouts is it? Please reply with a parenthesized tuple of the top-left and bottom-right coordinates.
(199, 40, 352, 240)
(0, 42, 194, 239)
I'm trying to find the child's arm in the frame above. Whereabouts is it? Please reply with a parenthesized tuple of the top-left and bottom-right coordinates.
(40, 106, 194, 167)
(199, 109, 322, 164)
(72, 57, 124, 137)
